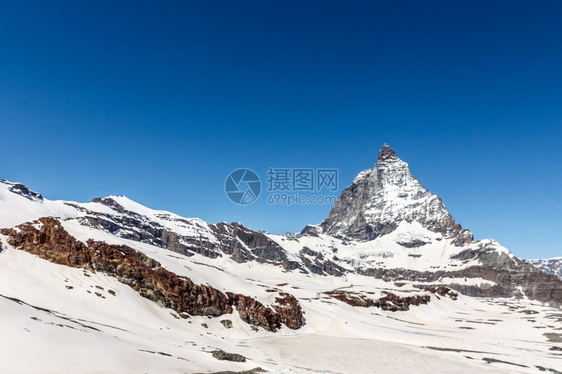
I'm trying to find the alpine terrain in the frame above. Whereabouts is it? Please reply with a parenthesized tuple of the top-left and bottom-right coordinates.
(1, 144, 561, 374)
(527, 258, 562, 280)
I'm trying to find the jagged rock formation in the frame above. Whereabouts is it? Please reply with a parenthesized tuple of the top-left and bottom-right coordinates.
(211, 349, 247, 362)
(227, 292, 302, 331)
(325, 286, 458, 311)
(325, 290, 433, 311)
(70, 198, 307, 272)
(0, 180, 43, 201)
(318, 144, 473, 245)
(0, 217, 303, 332)
(424, 285, 459, 300)
(69, 196, 353, 277)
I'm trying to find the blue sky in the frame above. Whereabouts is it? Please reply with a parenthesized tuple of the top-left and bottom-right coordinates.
(1, 1, 561, 259)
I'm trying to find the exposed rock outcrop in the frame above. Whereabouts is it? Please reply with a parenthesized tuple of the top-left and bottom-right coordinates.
(298, 247, 346, 276)
(0, 217, 303, 331)
(221, 319, 233, 329)
(1, 180, 43, 201)
(71, 200, 308, 273)
(360, 263, 562, 308)
(324, 290, 376, 308)
(272, 293, 303, 329)
(211, 350, 246, 362)
(375, 291, 431, 311)
(325, 290, 433, 311)
(424, 285, 458, 300)
(225, 292, 303, 331)
(227, 293, 284, 332)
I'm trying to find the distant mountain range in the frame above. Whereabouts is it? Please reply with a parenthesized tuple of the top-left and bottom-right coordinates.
(527, 258, 562, 280)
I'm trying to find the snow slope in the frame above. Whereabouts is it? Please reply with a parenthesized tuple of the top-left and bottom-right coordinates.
(2, 228, 562, 374)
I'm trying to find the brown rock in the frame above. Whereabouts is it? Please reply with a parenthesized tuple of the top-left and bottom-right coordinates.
(325, 290, 431, 311)
(1, 218, 303, 331)
(325, 290, 375, 308)
(211, 349, 246, 362)
(375, 291, 431, 311)
(227, 293, 282, 331)
(424, 285, 458, 300)
(273, 293, 303, 329)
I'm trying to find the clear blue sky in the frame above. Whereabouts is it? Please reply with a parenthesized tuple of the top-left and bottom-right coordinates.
(1, 1, 561, 259)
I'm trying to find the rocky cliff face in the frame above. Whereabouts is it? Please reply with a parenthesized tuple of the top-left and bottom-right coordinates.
(360, 262, 562, 308)
(318, 144, 473, 245)
(0, 217, 303, 332)
(70, 198, 307, 273)
(324, 286, 458, 312)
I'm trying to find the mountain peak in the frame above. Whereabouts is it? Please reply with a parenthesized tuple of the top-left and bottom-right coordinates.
(378, 143, 398, 162)
(0, 180, 43, 201)
(318, 146, 473, 245)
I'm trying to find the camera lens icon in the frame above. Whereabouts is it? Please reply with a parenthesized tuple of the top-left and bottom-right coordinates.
(225, 168, 261, 205)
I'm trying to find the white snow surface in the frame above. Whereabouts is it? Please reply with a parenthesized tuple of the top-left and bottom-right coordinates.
(0, 181, 219, 244)
(269, 221, 515, 272)
(2, 230, 562, 374)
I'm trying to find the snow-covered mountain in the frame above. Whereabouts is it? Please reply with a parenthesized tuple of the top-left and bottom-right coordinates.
(2, 145, 562, 374)
(317, 144, 473, 245)
(527, 257, 562, 280)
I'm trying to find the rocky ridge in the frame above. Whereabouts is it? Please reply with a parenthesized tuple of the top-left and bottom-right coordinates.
(69, 198, 309, 273)
(0, 217, 303, 332)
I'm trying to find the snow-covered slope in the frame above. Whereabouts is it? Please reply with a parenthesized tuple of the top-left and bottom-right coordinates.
(2, 223, 562, 374)
(0, 180, 78, 227)
(273, 221, 512, 273)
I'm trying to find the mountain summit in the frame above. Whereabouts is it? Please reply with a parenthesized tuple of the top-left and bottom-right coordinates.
(319, 144, 473, 245)
(378, 143, 398, 162)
